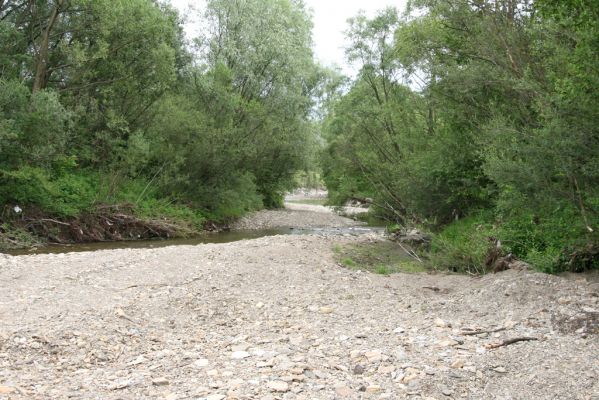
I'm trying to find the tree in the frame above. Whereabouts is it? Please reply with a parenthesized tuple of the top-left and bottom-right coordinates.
(186, 0, 322, 207)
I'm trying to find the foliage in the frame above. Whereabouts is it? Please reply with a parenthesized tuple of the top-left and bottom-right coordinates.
(428, 213, 498, 274)
(0, 0, 323, 244)
(322, 0, 599, 273)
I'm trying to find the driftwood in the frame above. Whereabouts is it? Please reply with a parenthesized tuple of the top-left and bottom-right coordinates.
(484, 337, 538, 349)
(13, 204, 193, 245)
(38, 218, 71, 226)
(461, 326, 507, 336)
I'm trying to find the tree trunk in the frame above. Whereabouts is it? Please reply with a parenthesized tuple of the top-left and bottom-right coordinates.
(32, 0, 63, 93)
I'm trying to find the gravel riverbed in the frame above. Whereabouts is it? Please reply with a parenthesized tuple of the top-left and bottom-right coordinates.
(0, 205, 597, 399)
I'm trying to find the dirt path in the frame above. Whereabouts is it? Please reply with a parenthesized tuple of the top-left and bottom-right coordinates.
(0, 205, 598, 399)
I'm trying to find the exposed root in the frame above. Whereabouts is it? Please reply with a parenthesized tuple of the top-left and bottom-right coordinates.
(3, 204, 196, 248)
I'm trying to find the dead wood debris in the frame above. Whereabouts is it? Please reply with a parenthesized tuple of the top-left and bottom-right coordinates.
(484, 337, 538, 349)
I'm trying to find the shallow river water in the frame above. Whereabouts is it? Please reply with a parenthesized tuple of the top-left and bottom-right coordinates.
(7, 225, 384, 255)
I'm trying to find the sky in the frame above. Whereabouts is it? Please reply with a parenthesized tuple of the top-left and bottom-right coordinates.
(169, 0, 406, 75)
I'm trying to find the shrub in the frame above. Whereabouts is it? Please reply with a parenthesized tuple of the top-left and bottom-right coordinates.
(428, 213, 498, 274)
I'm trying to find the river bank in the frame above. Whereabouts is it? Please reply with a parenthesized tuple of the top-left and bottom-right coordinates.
(0, 192, 357, 253)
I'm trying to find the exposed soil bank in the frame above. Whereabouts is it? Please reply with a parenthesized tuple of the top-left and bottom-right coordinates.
(0, 204, 198, 252)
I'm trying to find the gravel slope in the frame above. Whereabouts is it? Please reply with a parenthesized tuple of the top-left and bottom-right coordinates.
(0, 211, 598, 399)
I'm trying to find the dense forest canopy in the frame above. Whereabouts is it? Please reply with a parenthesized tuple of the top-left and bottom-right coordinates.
(0, 0, 597, 273)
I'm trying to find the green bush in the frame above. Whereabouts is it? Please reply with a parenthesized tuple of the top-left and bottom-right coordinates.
(429, 213, 498, 274)
(135, 198, 206, 230)
(498, 204, 598, 273)
(0, 167, 95, 217)
(427, 206, 598, 274)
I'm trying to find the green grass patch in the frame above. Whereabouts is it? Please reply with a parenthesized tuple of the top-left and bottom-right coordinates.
(334, 240, 428, 274)
(375, 265, 390, 275)
(428, 212, 498, 274)
(341, 257, 356, 268)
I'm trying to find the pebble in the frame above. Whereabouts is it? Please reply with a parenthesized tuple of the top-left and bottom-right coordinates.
(0, 386, 16, 394)
(206, 395, 226, 400)
(402, 374, 420, 384)
(378, 365, 396, 374)
(228, 378, 244, 388)
(152, 377, 169, 386)
(437, 339, 459, 347)
(435, 318, 448, 328)
(231, 351, 251, 359)
(366, 385, 382, 393)
(350, 350, 362, 359)
(352, 364, 365, 375)
(109, 379, 132, 390)
(194, 359, 210, 368)
(267, 380, 290, 392)
(335, 386, 354, 397)
(232, 344, 250, 352)
(365, 350, 382, 362)
(319, 306, 334, 314)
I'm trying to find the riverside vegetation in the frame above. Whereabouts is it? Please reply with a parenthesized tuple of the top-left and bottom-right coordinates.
(321, 0, 599, 274)
(1, 0, 598, 276)
(0, 0, 323, 248)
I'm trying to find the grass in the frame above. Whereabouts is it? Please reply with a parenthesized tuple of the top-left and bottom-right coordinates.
(341, 257, 356, 267)
(428, 214, 497, 275)
(334, 240, 429, 275)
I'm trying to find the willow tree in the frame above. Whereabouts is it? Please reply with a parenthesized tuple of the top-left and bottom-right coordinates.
(186, 0, 323, 208)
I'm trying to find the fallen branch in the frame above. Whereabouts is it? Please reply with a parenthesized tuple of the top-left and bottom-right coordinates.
(397, 241, 423, 263)
(484, 337, 538, 349)
(39, 218, 70, 226)
(461, 326, 507, 336)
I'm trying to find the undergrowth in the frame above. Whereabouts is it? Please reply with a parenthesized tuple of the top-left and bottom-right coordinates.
(427, 208, 598, 274)
(334, 241, 427, 275)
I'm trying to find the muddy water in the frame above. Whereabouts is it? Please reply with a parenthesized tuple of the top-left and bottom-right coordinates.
(7, 226, 384, 255)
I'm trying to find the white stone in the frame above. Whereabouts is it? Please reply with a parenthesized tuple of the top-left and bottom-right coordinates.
(231, 351, 250, 359)
(267, 380, 289, 392)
